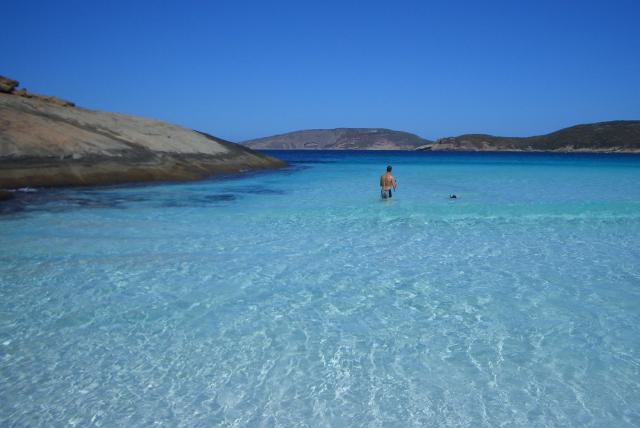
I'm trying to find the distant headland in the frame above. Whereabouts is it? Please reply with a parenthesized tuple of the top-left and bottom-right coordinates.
(243, 122, 640, 153)
(426, 121, 640, 153)
(0, 76, 285, 190)
(242, 128, 432, 150)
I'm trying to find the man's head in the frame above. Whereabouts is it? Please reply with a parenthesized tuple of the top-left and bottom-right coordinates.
(386, 165, 392, 172)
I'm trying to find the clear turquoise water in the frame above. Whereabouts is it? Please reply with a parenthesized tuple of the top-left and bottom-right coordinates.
(1, 151, 640, 427)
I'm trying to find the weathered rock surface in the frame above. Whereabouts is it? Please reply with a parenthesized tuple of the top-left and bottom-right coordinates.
(425, 121, 640, 153)
(243, 128, 432, 150)
(0, 93, 285, 188)
(16, 91, 75, 107)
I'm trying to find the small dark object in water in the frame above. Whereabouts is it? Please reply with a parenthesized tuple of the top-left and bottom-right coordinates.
(449, 194, 457, 199)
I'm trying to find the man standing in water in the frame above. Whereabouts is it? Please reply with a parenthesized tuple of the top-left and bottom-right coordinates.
(380, 165, 397, 199)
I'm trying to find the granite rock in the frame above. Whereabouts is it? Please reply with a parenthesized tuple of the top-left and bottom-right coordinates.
(0, 93, 285, 188)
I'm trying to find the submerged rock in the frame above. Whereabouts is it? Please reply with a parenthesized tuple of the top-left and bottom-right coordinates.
(0, 190, 14, 201)
(0, 88, 285, 188)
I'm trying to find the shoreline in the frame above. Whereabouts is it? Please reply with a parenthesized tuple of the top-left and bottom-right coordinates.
(258, 148, 640, 155)
(0, 153, 287, 190)
(424, 147, 640, 154)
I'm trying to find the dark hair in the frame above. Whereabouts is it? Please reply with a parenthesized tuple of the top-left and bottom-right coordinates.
(386, 165, 392, 172)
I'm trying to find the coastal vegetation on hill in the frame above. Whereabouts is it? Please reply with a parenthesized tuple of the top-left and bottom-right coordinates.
(426, 121, 640, 153)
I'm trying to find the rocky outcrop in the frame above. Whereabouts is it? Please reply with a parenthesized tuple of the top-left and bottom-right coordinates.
(424, 121, 640, 153)
(0, 87, 285, 189)
(17, 91, 75, 107)
(0, 76, 19, 93)
(0, 75, 74, 106)
(243, 128, 432, 150)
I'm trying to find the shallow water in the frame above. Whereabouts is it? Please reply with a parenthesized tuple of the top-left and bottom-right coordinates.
(1, 151, 640, 427)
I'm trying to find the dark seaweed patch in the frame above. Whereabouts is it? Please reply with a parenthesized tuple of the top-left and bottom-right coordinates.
(288, 159, 337, 164)
(0, 189, 155, 216)
(270, 164, 310, 175)
(160, 193, 237, 208)
(203, 194, 236, 202)
(160, 200, 185, 208)
(0, 173, 296, 217)
(223, 186, 285, 195)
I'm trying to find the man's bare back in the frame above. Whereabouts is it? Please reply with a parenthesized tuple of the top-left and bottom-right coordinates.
(380, 165, 397, 199)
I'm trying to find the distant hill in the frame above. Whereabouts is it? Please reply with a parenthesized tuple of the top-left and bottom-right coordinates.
(425, 121, 640, 153)
(242, 128, 433, 150)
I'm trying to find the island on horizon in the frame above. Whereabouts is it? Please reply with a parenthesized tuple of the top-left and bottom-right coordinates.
(243, 121, 640, 153)
(242, 128, 432, 150)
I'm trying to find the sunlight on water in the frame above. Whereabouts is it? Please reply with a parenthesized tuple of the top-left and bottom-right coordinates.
(1, 151, 640, 426)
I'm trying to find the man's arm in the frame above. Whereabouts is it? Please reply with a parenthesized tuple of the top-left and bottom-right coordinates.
(392, 176, 397, 189)
(380, 175, 384, 187)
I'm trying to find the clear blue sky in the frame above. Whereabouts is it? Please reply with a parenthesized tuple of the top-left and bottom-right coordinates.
(2, 0, 639, 142)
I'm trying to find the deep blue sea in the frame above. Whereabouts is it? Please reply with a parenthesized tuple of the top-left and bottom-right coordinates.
(1, 150, 640, 427)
